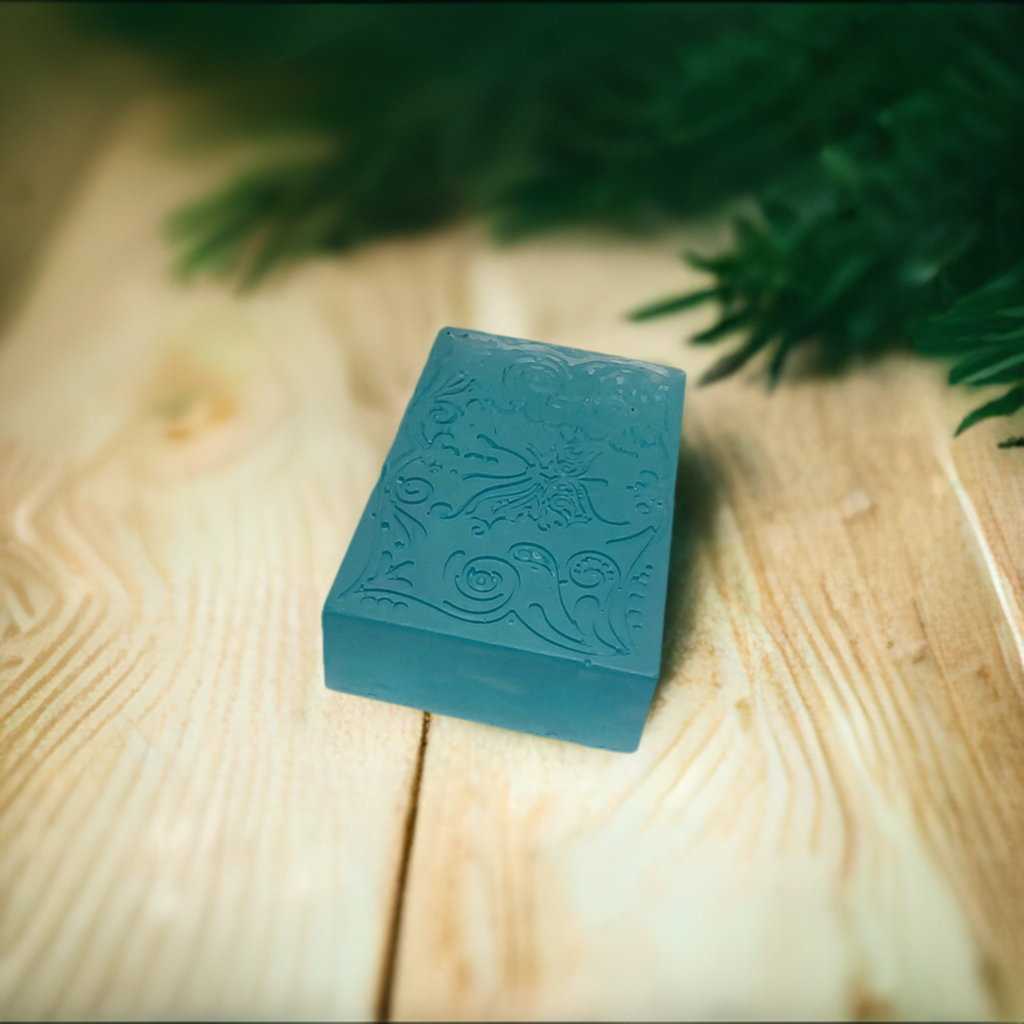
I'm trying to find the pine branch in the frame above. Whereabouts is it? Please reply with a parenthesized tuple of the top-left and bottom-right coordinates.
(83, 6, 1001, 273)
(917, 269, 1024, 439)
(77, 4, 1024, 438)
(639, 21, 1024, 438)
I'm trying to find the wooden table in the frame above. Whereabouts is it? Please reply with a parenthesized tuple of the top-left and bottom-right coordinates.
(2, 99, 1023, 1021)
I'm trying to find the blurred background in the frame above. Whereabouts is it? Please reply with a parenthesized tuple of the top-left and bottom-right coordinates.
(1, 5, 142, 326)
(4, 4, 1023, 432)
(2, 5, 1023, 1021)
(5, 3, 1023, 419)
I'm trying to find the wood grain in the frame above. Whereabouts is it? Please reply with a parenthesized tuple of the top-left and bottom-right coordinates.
(2, 97, 1023, 1020)
(0, 101, 434, 1019)
(388, 247, 1024, 1019)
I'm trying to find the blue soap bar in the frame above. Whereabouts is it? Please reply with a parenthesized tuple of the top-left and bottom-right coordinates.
(323, 327, 686, 752)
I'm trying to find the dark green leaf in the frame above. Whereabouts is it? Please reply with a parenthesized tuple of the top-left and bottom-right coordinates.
(627, 287, 722, 322)
(691, 307, 756, 344)
(955, 385, 1024, 436)
(699, 326, 775, 386)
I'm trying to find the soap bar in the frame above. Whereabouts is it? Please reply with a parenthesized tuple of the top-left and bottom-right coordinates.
(322, 327, 686, 752)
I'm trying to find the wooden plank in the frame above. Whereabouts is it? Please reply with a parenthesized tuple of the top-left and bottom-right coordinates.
(4, 90, 1023, 1021)
(944, 421, 1024, 674)
(390, 241, 1024, 1020)
(0, 101, 442, 1018)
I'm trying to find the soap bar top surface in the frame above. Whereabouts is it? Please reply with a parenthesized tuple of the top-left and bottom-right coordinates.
(330, 327, 686, 680)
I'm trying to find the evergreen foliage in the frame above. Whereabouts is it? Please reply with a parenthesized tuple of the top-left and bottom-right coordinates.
(79, 4, 1024, 438)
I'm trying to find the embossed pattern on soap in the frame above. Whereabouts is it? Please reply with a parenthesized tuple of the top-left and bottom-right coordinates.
(338, 329, 678, 661)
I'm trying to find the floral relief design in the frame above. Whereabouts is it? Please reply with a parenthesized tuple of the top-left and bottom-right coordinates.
(340, 330, 678, 660)
(442, 424, 626, 533)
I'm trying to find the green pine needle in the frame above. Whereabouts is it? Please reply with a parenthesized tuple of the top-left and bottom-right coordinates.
(954, 386, 1024, 437)
(627, 288, 724, 322)
(917, 269, 1024, 437)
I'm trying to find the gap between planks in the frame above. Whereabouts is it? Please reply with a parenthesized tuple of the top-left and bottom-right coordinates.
(377, 712, 433, 1022)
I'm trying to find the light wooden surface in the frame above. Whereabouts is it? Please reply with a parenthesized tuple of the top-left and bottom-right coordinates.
(1, 99, 1022, 1021)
